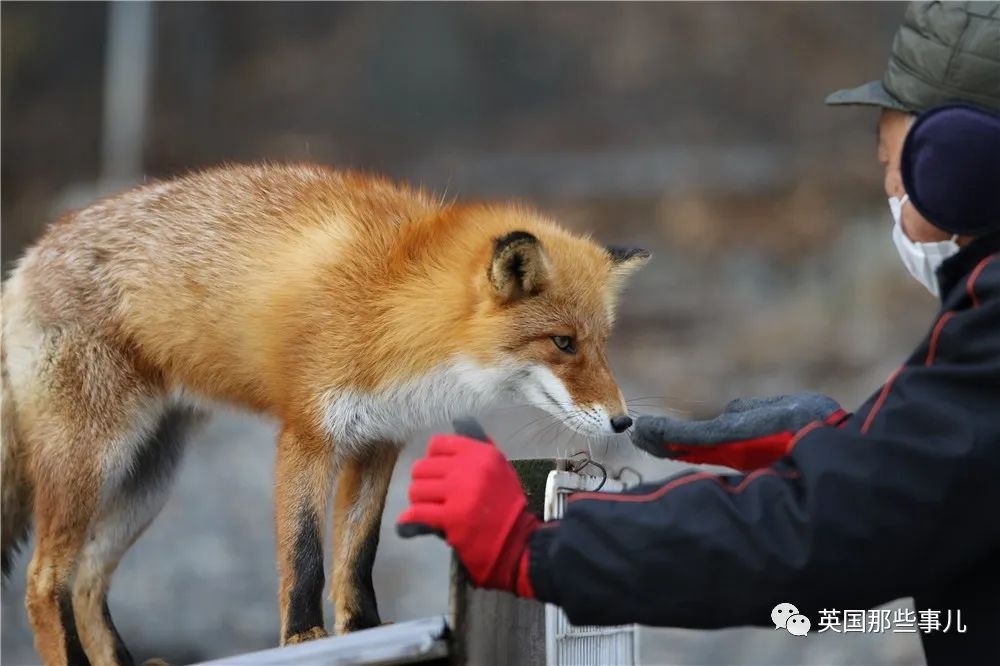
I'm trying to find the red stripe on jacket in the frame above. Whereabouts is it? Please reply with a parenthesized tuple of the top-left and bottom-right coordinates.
(967, 255, 995, 308)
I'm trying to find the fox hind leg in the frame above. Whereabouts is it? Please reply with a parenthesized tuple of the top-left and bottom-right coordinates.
(72, 406, 201, 666)
(27, 477, 98, 666)
(21, 331, 181, 666)
(331, 444, 399, 634)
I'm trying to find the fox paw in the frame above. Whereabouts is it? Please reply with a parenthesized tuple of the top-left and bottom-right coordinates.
(285, 626, 328, 645)
(335, 617, 383, 635)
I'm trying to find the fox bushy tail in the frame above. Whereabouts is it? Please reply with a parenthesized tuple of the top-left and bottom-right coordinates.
(1, 329, 32, 579)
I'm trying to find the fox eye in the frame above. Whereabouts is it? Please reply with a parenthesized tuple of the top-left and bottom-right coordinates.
(551, 336, 576, 354)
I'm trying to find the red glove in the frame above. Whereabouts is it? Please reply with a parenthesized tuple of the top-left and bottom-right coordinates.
(397, 433, 539, 597)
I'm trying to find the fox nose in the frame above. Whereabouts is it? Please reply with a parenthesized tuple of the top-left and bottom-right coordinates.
(610, 415, 633, 433)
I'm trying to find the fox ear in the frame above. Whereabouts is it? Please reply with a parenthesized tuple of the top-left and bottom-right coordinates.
(489, 231, 550, 302)
(606, 245, 650, 278)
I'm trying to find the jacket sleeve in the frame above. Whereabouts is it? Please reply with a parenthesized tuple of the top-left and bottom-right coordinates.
(527, 295, 1000, 628)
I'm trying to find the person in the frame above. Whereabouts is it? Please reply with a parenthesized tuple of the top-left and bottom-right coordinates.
(396, 3, 1000, 665)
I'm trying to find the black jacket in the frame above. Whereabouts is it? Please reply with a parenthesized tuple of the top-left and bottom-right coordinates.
(529, 232, 1000, 666)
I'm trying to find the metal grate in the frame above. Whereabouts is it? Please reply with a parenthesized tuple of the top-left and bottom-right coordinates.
(543, 470, 638, 666)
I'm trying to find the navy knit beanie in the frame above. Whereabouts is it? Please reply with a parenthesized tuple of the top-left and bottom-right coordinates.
(901, 104, 1000, 236)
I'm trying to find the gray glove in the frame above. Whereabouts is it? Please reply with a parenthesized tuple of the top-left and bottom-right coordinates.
(630, 393, 847, 470)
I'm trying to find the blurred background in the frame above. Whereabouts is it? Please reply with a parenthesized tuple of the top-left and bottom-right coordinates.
(2, 2, 937, 664)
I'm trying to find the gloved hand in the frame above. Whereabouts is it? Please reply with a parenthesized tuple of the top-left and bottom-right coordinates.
(631, 392, 848, 471)
(397, 429, 539, 597)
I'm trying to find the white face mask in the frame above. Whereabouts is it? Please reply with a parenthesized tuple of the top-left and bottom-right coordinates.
(889, 194, 959, 298)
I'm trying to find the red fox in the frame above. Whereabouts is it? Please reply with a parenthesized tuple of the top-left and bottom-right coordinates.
(1, 163, 648, 665)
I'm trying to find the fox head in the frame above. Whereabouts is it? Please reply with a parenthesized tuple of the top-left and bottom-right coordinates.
(304, 198, 648, 446)
(463, 213, 649, 437)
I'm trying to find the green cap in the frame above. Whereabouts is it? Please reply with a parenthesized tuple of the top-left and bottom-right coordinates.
(826, 2, 1000, 114)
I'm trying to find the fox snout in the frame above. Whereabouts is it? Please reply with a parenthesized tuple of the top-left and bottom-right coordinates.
(555, 400, 633, 437)
(569, 398, 633, 436)
(554, 356, 633, 437)
(610, 414, 633, 433)
(518, 362, 633, 437)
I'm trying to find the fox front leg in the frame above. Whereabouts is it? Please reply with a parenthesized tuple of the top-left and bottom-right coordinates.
(275, 427, 334, 645)
(331, 445, 399, 634)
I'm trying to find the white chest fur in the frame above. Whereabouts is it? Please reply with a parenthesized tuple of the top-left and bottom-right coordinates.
(320, 358, 526, 456)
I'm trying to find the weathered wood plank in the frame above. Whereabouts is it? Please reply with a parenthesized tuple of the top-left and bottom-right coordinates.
(448, 458, 560, 666)
(190, 616, 450, 666)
